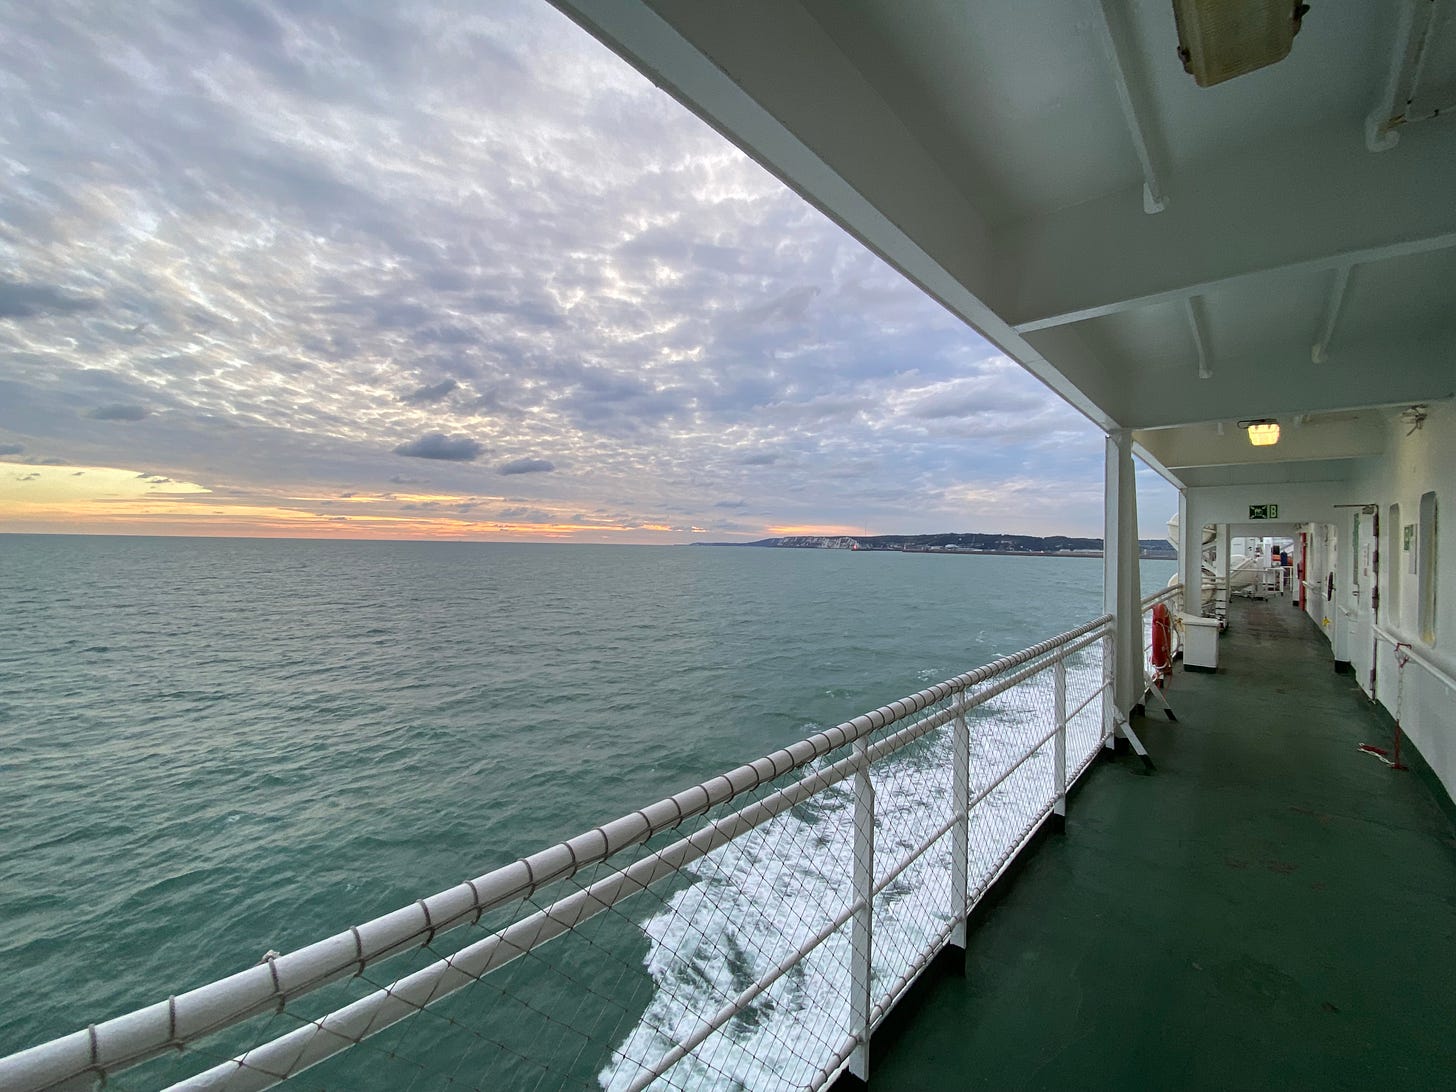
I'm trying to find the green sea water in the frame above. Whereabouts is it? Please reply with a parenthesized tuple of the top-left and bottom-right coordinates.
(0, 535, 1174, 1085)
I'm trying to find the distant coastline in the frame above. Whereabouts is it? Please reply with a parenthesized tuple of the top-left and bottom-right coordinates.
(693, 532, 1177, 560)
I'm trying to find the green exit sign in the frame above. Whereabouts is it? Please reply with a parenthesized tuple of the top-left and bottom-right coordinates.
(1249, 504, 1279, 520)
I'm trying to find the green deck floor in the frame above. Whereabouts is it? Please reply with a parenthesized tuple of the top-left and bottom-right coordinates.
(869, 598, 1456, 1090)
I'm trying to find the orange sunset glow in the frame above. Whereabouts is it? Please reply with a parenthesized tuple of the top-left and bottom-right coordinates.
(0, 462, 711, 542)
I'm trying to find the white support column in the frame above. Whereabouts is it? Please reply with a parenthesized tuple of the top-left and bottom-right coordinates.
(1178, 489, 1196, 612)
(1104, 430, 1145, 721)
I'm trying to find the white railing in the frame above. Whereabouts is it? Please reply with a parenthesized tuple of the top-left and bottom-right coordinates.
(1140, 583, 1182, 616)
(1, 612, 1126, 1092)
(1374, 624, 1456, 697)
(1206, 575, 1229, 621)
(1222, 565, 1290, 600)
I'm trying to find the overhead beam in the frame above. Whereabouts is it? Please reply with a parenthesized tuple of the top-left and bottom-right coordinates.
(1174, 461, 1363, 489)
(1093, 0, 1169, 214)
(551, 0, 1125, 430)
(1115, 333, 1455, 430)
(997, 123, 1456, 333)
(1130, 438, 1187, 491)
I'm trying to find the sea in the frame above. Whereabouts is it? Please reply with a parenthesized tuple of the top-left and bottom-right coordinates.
(0, 535, 1175, 1088)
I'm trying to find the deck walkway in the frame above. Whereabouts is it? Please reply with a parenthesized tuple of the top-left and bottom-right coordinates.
(870, 597, 1456, 1090)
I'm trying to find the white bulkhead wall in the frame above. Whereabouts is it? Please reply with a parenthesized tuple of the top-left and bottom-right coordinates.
(1179, 480, 1358, 604)
(1352, 404, 1456, 801)
(1181, 407, 1455, 802)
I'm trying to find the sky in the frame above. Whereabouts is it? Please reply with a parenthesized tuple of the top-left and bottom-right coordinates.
(0, 0, 1176, 544)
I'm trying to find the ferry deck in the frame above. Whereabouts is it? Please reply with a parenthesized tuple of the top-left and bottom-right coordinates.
(872, 595, 1456, 1089)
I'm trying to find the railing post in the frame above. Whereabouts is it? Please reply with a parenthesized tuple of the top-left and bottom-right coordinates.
(1101, 627, 1116, 749)
(950, 693, 970, 951)
(1053, 657, 1067, 825)
(849, 736, 875, 1081)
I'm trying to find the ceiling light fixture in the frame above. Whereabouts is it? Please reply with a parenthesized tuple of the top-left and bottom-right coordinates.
(1173, 0, 1310, 87)
(1238, 419, 1281, 446)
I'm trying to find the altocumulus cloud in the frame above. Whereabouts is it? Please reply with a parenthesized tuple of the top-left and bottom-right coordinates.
(0, 279, 99, 320)
(499, 458, 555, 476)
(85, 405, 150, 422)
(0, 442, 24, 455)
(0, 0, 1176, 537)
(394, 433, 484, 461)
(402, 379, 459, 404)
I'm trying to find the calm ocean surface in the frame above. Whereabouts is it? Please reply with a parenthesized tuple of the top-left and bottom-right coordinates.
(0, 535, 1174, 1080)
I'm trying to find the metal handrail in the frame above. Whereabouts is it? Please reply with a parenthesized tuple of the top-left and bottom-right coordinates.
(1, 613, 1117, 1092)
(1140, 585, 1182, 610)
(1373, 624, 1456, 694)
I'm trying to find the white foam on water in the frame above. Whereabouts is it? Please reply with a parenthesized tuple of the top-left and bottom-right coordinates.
(600, 650, 1106, 1091)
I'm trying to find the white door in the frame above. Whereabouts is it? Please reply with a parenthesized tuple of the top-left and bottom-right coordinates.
(1350, 511, 1378, 695)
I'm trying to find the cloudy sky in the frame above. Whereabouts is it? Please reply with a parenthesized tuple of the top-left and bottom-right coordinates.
(0, 0, 1174, 543)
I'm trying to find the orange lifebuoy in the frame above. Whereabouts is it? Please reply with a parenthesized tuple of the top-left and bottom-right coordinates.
(1151, 603, 1173, 673)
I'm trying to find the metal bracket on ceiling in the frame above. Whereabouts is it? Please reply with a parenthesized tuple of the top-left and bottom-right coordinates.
(1095, 0, 1169, 214)
(1183, 295, 1211, 379)
(1366, 0, 1441, 152)
(1311, 264, 1355, 364)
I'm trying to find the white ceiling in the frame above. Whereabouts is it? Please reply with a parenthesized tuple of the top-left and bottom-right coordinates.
(802, 0, 1145, 224)
(555, 0, 1456, 487)
(802, 0, 1399, 226)
(1121, 0, 1389, 175)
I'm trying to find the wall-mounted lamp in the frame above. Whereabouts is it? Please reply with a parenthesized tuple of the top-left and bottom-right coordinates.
(1238, 419, 1281, 446)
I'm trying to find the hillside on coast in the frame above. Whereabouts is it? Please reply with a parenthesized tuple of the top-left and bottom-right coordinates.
(697, 532, 1176, 559)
